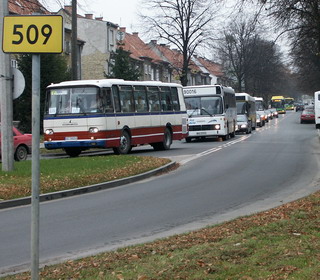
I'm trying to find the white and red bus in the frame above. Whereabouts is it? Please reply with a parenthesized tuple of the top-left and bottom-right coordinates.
(43, 79, 188, 156)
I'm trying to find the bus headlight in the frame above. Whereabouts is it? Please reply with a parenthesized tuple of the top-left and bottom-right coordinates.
(214, 124, 220, 130)
(45, 129, 54, 135)
(89, 127, 99, 133)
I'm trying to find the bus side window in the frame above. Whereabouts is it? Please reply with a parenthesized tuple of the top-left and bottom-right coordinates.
(171, 87, 180, 111)
(160, 87, 173, 111)
(112, 85, 121, 112)
(102, 88, 114, 113)
(134, 86, 148, 112)
(147, 87, 160, 112)
(119, 86, 134, 112)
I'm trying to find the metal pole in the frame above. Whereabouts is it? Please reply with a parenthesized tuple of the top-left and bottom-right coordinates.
(0, 0, 14, 171)
(31, 54, 41, 280)
(71, 0, 78, 80)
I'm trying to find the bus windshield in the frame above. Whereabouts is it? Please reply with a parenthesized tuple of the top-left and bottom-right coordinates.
(185, 96, 223, 116)
(271, 100, 285, 109)
(45, 86, 103, 115)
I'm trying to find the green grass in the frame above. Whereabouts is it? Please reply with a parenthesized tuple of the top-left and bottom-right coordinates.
(0, 155, 171, 200)
(2, 192, 320, 279)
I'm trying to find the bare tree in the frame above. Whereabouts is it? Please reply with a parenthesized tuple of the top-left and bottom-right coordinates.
(218, 15, 292, 99)
(218, 17, 260, 92)
(140, 0, 220, 86)
(242, 0, 320, 92)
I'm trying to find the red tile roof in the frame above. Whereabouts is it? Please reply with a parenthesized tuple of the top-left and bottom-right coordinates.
(120, 31, 163, 63)
(8, 0, 50, 15)
(196, 57, 224, 77)
(154, 44, 201, 73)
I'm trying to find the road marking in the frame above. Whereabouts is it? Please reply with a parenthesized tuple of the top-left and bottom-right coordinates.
(180, 135, 251, 165)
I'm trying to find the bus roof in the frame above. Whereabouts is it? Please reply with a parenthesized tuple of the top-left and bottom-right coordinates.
(271, 96, 285, 100)
(47, 79, 183, 89)
(183, 85, 235, 96)
(235, 93, 255, 102)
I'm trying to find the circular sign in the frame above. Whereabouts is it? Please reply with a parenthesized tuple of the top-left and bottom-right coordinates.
(12, 67, 25, 99)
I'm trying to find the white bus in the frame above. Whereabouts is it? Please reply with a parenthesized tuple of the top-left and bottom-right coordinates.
(236, 93, 257, 131)
(314, 91, 320, 129)
(44, 79, 188, 156)
(183, 85, 237, 141)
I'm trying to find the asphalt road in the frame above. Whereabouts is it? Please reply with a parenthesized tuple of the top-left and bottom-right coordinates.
(1, 111, 320, 275)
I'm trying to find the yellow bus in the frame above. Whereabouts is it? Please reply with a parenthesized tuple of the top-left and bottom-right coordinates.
(271, 96, 286, 114)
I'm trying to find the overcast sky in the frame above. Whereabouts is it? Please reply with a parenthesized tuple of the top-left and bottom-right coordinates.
(45, 0, 142, 33)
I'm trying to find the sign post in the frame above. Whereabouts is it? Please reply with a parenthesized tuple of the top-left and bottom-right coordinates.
(2, 14, 63, 279)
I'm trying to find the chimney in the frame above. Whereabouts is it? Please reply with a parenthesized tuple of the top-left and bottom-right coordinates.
(132, 32, 139, 37)
(95, 17, 103, 21)
(85, 14, 93, 19)
(119, 27, 126, 33)
(151, 40, 157, 45)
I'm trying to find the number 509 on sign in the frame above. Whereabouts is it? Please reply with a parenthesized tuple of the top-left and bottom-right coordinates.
(2, 15, 63, 54)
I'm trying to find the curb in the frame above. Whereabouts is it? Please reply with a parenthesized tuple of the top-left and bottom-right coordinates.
(0, 161, 177, 210)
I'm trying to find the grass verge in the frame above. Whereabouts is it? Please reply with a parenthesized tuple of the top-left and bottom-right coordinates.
(0, 155, 171, 201)
(2, 190, 320, 279)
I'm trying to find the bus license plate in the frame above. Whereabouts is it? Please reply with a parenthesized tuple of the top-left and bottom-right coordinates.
(65, 136, 78, 140)
(196, 132, 206, 135)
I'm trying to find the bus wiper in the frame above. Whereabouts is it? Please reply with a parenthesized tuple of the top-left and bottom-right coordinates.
(188, 107, 199, 117)
(201, 107, 213, 117)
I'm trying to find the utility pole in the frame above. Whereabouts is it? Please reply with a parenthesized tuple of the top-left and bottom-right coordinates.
(0, 0, 14, 172)
(71, 0, 78, 80)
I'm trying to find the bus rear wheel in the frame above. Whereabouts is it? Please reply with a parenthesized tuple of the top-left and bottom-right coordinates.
(152, 128, 172, 151)
(113, 130, 132, 155)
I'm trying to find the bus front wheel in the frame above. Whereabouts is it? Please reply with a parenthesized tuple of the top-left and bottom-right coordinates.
(113, 130, 132, 155)
(65, 148, 82, 157)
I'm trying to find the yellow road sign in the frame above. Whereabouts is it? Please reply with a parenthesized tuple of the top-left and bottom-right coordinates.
(2, 15, 63, 54)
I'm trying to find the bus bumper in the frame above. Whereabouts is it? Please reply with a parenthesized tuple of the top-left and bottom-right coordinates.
(44, 140, 107, 150)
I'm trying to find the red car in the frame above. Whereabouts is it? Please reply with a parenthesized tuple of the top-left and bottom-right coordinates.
(0, 126, 32, 161)
(300, 108, 315, 124)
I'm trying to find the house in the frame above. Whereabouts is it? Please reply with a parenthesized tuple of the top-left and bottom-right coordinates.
(117, 28, 172, 82)
(194, 56, 226, 85)
(56, 6, 118, 80)
(148, 40, 211, 86)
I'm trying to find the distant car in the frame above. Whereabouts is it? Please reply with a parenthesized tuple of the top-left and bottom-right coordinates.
(265, 109, 273, 120)
(256, 113, 263, 127)
(296, 104, 304, 112)
(236, 115, 252, 134)
(0, 126, 32, 161)
(300, 108, 315, 124)
(269, 108, 279, 118)
(256, 110, 266, 126)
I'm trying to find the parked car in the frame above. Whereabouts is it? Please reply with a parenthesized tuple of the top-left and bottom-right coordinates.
(300, 107, 315, 124)
(0, 125, 32, 161)
(236, 115, 252, 134)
